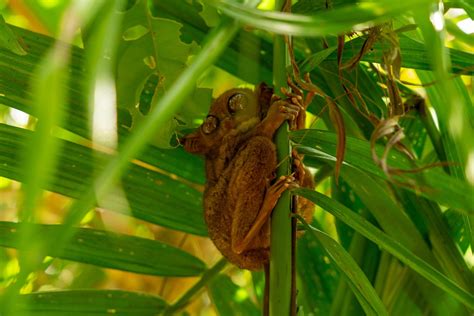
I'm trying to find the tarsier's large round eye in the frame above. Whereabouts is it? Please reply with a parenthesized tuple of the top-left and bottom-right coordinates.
(227, 93, 248, 114)
(202, 115, 219, 134)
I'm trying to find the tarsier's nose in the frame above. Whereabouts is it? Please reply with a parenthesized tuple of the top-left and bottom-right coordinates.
(178, 136, 187, 146)
(180, 135, 195, 153)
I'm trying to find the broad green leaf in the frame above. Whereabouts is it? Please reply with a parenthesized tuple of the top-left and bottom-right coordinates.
(291, 129, 474, 213)
(0, 15, 27, 55)
(297, 220, 339, 315)
(11, 290, 167, 316)
(297, 215, 388, 316)
(150, 1, 274, 85)
(0, 123, 207, 236)
(301, 36, 474, 75)
(342, 167, 435, 263)
(331, 181, 381, 316)
(293, 188, 474, 309)
(0, 222, 206, 277)
(208, 274, 260, 316)
(212, 0, 433, 36)
(115, 0, 212, 148)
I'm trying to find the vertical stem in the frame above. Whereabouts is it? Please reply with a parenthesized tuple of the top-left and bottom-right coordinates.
(269, 0, 293, 315)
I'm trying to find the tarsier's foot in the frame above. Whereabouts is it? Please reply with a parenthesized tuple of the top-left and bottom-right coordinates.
(292, 149, 306, 186)
(264, 174, 300, 209)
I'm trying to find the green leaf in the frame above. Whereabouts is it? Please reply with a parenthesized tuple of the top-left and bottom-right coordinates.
(291, 129, 474, 213)
(11, 290, 167, 315)
(211, 0, 433, 36)
(444, 209, 471, 253)
(0, 15, 27, 55)
(301, 36, 474, 75)
(0, 123, 207, 236)
(208, 274, 260, 316)
(116, 0, 196, 109)
(296, 215, 388, 316)
(297, 220, 339, 315)
(293, 188, 474, 309)
(115, 0, 212, 148)
(0, 221, 206, 277)
(292, 0, 358, 14)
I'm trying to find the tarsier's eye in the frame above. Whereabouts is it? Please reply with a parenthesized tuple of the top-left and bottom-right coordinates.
(202, 115, 219, 134)
(227, 93, 248, 114)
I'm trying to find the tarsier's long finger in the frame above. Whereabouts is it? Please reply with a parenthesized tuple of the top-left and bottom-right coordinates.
(281, 87, 304, 108)
(297, 110, 306, 130)
(268, 175, 298, 196)
(271, 94, 281, 103)
(277, 102, 300, 129)
(287, 77, 304, 98)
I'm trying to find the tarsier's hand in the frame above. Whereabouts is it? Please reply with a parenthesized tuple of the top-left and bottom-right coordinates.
(268, 96, 300, 126)
(283, 77, 316, 130)
(258, 94, 301, 138)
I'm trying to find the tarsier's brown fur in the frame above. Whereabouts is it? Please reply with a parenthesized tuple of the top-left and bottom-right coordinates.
(181, 83, 314, 270)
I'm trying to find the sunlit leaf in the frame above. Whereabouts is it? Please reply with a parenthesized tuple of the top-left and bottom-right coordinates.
(115, 0, 212, 148)
(0, 222, 206, 277)
(0, 15, 27, 55)
(212, 0, 433, 36)
(12, 290, 167, 315)
(0, 123, 207, 236)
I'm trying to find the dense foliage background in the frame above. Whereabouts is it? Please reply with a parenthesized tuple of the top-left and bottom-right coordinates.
(0, 0, 473, 315)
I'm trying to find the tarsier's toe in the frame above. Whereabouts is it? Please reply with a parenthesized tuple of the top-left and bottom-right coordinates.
(269, 175, 299, 197)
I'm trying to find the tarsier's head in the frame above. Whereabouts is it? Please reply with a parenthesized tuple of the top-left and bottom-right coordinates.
(181, 83, 273, 155)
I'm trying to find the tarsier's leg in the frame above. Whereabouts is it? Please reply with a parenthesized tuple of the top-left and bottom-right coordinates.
(234, 174, 299, 254)
(228, 136, 299, 255)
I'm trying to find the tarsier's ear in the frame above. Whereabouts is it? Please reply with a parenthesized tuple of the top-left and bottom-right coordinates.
(256, 82, 273, 119)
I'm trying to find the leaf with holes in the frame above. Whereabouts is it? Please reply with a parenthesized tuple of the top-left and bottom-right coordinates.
(115, 0, 212, 148)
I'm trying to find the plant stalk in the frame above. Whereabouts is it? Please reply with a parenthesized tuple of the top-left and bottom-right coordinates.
(269, 0, 293, 315)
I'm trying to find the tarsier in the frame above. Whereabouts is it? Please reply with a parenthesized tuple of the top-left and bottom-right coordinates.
(181, 83, 314, 270)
